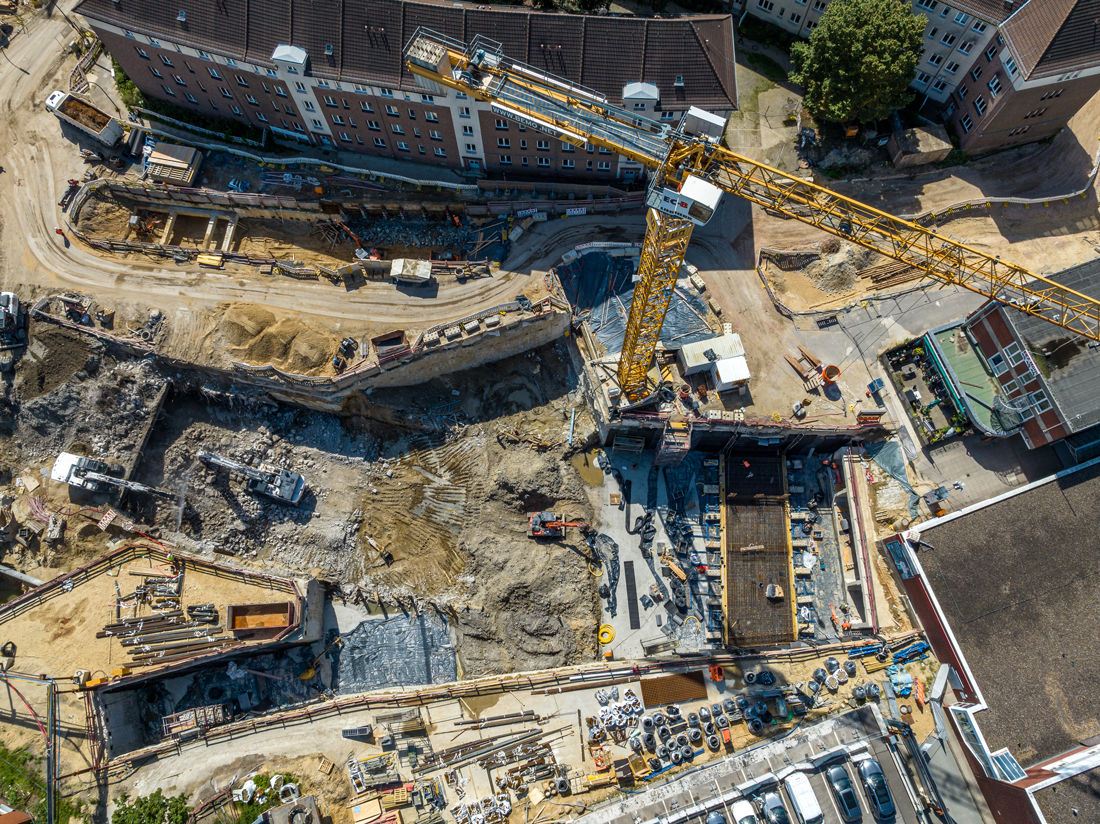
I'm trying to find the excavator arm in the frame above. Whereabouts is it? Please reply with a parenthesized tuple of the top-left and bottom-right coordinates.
(404, 29, 1100, 398)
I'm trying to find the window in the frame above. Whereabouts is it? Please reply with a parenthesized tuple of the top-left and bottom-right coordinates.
(939, 5, 949, 16)
(185, 61, 195, 73)
(385, 105, 399, 116)
(561, 141, 574, 152)
(232, 106, 241, 115)
(970, 66, 982, 81)
(598, 161, 611, 170)
(806, 21, 817, 31)
(989, 353, 1008, 375)
(137, 47, 150, 59)
(1029, 391, 1051, 413)
(633, 102, 646, 111)
(198, 81, 206, 92)
(661, 110, 674, 120)
(916, 0, 937, 9)
(927, 27, 938, 40)
(124, 29, 135, 38)
(374, 137, 386, 147)
(324, 95, 337, 106)
(208, 67, 222, 80)
(257, 112, 268, 122)
(813, 0, 826, 9)
(941, 33, 957, 46)
(420, 94, 434, 103)
(186, 93, 197, 103)
(267, 68, 278, 77)
(396, 141, 409, 151)
(148, 37, 160, 46)
(160, 55, 173, 67)
(521, 157, 528, 166)
(418, 145, 425, 154)
(1040, 88, 1064, 100)
(536, 140, 549, 150)
(234, 75, 248, 87)
(959, 113, 973, 132)
(295, 81, 306, 91)
(946, 60, 960, 74)
(790, 12, 801, 23)
(757, 0, 774, 11)
(933, 78, 948, 92)
(1004, 343, 1024, 365)
(972, 20, 987, 34)
(413, 128, 421, 137)
(456, 92, 467, 99)
(380, 87, 394, 98)
(359, 101, 372, 112)
(462, 125, 474, 136)
(916, 71, 932, 85)
(367, 120, 380, 130)
(348, 117, 356, 128)
(499, 155, 512, 164)
(1018, 369, 1037, 385)
(425, 111, 438, 122)
(953, 11, 968, 24)
(407, 109, 415, 119)
(992, 752, 1028, 784)
(246, 94, 258, 104)
(459, 106, 470, 118)
(520, 139, 527, 149)
(1005, 56, 1018, 77)
(225, 58, 237, 68)
(434, 148, 446, 157)
(150, 67, 163, 78)
(974, 95, 986, 115)
(294, 122, 304, 132)
(562, 159, 575, 168)
(333, 115, 345, 125)
(959, 41, 974, 55)
(162, 85, 176, 96)
(599, 146, 613, 154)
(586, 160, 593, 170)
(985, 44, 997, 62)
(1001, 379, 1019, 395)
(928, 54, 943, 67)
(303, 101, 315, 111)
(392, 124, 404, 134)
(537, 157, 550, 167)
(943, 102, 956, 118)
(497, 138, 510, 148)
(988, 75, 1001, 97)
(495, 119, 508, 129)
(1024, 108, 1047, 119)
(221, 88, 233, 98)
(1008, 125, 1030, 137)
(466, 143, 477, 153)
(312, 119, 323, 129)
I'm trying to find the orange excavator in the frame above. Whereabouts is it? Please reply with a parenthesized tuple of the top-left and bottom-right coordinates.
(528, 512, 588, 539)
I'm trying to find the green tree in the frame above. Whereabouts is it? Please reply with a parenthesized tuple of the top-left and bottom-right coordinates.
(789, 0, 926, 124)
(112, 790, 191, 824)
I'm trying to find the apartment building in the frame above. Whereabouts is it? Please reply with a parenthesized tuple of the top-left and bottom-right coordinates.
(73, 0, 737, 180)
(734, 0, 1100, 154)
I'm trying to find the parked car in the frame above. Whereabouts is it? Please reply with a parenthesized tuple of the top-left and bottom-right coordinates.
(783, 772, 824, 824)
(730, 800, 758, 824)
(706, 813, 726, 824)
(826, 764, 862, 822)
(760, 792, 791, 824)
(858, 759, 897, 820)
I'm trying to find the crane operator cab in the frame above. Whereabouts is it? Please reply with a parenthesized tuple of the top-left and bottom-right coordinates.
(646, 175, 723, 226)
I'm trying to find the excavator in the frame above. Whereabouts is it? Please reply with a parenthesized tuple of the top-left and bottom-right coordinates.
(403, 31, 1100, 404)
(51, 452, 173, 498)
(198, 451, 306, 506)
(528, 511, 588, 539)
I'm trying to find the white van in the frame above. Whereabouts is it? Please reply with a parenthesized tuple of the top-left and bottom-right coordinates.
(783, 772, 824, 824)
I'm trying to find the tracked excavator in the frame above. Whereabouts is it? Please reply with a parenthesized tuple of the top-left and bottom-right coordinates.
(51, 452, 173, 498)
(198, 451, 306, 506)
(403, 30, 1100, 404)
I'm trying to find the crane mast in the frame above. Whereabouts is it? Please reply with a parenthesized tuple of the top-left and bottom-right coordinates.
(403, 29, 1100, 400)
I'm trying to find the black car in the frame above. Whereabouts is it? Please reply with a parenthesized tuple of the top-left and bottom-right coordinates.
(826, 764, 862, 822)
(858, 759, 897, 820)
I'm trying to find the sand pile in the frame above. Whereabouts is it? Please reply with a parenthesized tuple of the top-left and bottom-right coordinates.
(802, 243, 879, 294)
(218, 302, 335, 375)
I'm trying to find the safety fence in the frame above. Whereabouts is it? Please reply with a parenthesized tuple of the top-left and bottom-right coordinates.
(758, 247, 821, 270)
(101, 179, 312, 211)
(68, 39, 103, 95)
(68, 223, 278, 267)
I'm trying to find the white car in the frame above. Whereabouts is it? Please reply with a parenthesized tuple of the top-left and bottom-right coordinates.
(731, 799, 759, 824)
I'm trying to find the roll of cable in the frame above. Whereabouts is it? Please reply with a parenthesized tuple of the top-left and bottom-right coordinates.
(703, 722, 716, 736)
(671, 750, 683, 765)
(698, 706, 711, 721)
(681, 746, 695, 761)
(744, 671, 757, 684)
(658, 725, 671, 740)
(653, 712, 666, 727)
(649, 757, 662, 771)
(676, 733, 689, 748)
(716, 715, 729, 729)
(688, 728, 703, 743)
(707, 735, 721, 750)
(688, 713, 700, 727)
(644, 733, 656, 750)
(656, 745, 669, 760)
(666, 705, 681, 718)
(630, 737, 642, 752)
(556, 778, 569, 795)
(642, 715, 654, 731)
(748, 718, 765, 735)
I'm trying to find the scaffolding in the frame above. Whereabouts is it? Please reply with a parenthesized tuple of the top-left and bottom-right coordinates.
(654, 420, 692, 466)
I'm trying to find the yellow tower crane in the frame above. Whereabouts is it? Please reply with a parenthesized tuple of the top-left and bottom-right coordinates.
(404, 30, 1100, 401)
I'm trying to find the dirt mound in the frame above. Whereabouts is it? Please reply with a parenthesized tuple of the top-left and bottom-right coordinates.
(17, 325, 96, 400)
(217, 302, 334, 375)
(802, 243, 879, 294)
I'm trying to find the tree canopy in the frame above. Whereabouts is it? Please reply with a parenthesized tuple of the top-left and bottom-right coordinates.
(789, 0, 926, 124)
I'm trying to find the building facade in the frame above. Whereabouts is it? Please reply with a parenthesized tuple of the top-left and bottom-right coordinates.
(734, 0, 1100, 154)
(74, 0, 737, 180)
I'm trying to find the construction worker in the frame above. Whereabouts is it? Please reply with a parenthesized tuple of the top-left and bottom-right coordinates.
(54, 226, 65, 239)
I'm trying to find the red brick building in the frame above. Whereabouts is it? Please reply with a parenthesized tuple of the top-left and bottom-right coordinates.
(73, 0, 738, 180)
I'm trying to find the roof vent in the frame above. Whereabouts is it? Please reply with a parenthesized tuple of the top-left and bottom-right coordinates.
(674, 75, 684, 87)
(325, 44, 334, 56)
(176, 10, 186, 22)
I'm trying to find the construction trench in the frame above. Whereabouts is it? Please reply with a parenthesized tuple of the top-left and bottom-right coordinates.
(0, 185, 921, 824)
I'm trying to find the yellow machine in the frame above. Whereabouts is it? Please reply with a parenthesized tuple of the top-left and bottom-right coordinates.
(404, 31, 1100, 401)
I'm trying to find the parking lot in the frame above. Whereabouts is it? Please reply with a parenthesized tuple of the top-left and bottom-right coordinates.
(588, 706, 921, 824)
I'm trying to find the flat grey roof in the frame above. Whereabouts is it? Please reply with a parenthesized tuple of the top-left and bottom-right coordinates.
(1008, 260, 1100, 433)
(918, 459, 1100, 765)
(1033, 767, 1100, 824)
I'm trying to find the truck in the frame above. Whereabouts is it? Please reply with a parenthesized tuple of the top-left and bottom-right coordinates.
(45, 91, 124, 147)
(0, 292, 26, 352)
(50, 452, 174, 498)
(390, 258, 434, 285)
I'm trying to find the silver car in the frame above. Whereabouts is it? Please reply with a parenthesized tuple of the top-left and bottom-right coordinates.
(759, 791, 791, 824)
(858, 759, 896, 820)
(826, 764, 862, 822)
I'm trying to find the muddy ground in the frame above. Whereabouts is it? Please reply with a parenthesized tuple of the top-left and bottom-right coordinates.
(1, 336, 602, 677)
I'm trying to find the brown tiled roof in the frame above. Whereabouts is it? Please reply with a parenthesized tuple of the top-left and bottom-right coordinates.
(74, 0, 737, 108)
(1002, 0, 1100, 78)
(949, 0, 1020, 25)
